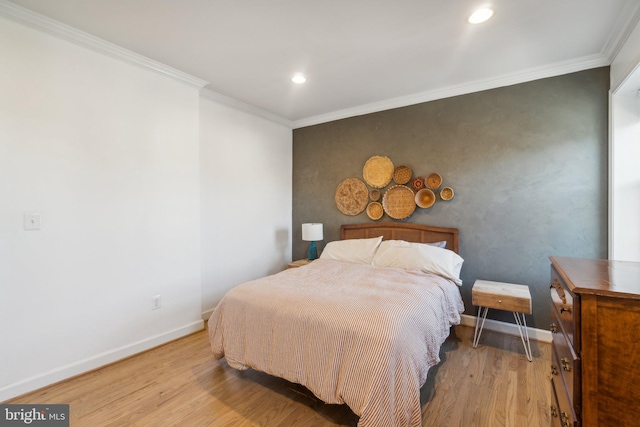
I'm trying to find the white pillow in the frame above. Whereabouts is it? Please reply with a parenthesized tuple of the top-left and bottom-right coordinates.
(319, 236, 383, 265)
(428, 240, 447, 249)
(371, 240, 464, 285)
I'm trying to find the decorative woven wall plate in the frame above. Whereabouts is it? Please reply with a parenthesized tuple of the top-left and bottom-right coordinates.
(415, 188, 436, 208)
(366, 202, 384, 220)
(440, 187, 454, 201)
(426, 172, 443, 189)
(363, 156, 394, 188)
(335, 178, 369, 215)
(393, 165, 412, 184)
(370, 189, 380, 201)
(411, 177, 425, 191)
(382, 185, 416, 220)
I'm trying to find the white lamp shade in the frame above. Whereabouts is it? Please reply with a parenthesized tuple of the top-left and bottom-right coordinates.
(302, 223, 323, 241)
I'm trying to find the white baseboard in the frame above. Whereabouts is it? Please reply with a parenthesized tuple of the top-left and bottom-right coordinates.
(201, 307, 215, 321)
(0, 320, 204, 402)
(459, 314, 552, 343)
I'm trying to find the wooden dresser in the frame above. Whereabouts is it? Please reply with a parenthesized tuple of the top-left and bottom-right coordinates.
(549, 257, 640, 427)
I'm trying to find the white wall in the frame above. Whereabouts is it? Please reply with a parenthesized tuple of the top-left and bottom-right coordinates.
(0, 16, 203, 400)
(200, 94, 292, 317)
(610, 16, 640, 262)
(611, 93, 640, 261)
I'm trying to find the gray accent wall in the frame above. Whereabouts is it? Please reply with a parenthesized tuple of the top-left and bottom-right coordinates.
(292, 67, 609, 330)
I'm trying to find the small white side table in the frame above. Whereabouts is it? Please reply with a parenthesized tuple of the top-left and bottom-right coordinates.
(472, 279, 533, 362)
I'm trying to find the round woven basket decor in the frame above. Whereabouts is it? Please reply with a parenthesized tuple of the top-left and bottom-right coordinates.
(363, 156, 394, 188)
(415, 188, 436, 208)
(366, 202, 384, 220)
(411, 177, 425, 191)
(440, 186, 455, 201)
(382, 185, 416, 220)
(370, 189, 381, 201)
(393, 165, 412, 185)
(426, 172, 443, 189)
(335, 178, 369, 215)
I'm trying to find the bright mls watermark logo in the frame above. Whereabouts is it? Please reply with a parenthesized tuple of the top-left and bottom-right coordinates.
(0, 405, 69, 426)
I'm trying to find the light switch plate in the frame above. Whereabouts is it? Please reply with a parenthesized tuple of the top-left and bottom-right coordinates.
(24, 213, 41, 230)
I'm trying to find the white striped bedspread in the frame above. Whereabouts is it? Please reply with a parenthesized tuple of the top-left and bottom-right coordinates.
(208, 259, 464, 427)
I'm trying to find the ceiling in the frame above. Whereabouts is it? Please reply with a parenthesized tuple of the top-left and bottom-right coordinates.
(4, 0, 640, 127)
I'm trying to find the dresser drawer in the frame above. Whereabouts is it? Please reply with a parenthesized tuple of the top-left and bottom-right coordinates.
(551, 348, 580, 427)
(550, 266, 581, 350)
(551, 306, 581, 417)
(550, 380, 563, 427)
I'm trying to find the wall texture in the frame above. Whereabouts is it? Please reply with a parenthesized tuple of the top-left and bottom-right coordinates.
(293, 68, 609, 330)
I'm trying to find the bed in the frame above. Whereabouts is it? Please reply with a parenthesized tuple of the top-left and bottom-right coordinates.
(208, 222, 465, 427)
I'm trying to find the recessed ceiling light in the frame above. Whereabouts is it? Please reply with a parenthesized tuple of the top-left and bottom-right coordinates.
(291, 74, 306, 84)
(468, 8, 494, 24)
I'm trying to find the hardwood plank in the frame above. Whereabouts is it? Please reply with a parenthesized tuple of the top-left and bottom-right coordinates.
(6, 325, 550, 426)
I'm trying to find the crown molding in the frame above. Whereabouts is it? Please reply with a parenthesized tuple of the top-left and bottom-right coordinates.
(291, 0, 640, 128)
(200, 88, 293, 128)
(601, 0, 640, 63)
(0, 0, 209, 89)
(4, 0, 630, 128)
(292, 54, 609, 129)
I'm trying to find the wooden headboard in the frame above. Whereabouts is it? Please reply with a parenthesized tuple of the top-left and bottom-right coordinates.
(340, 222, 459, 254)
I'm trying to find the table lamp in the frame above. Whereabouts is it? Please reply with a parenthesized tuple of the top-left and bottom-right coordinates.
(302, 223, 323, 260)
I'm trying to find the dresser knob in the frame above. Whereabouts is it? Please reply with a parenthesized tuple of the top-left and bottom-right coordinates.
(550, 323, 558, 333)
(550, 405, 558, 418)
(551, 364, 558, 376)
(560, 306, 572, 314)
(561, 357, 571, 372)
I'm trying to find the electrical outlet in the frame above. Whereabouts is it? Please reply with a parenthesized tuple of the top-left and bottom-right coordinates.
(152, 295, 162, 310)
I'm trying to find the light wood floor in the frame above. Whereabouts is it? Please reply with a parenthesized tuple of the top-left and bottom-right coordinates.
(7, 325, 551, 426)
